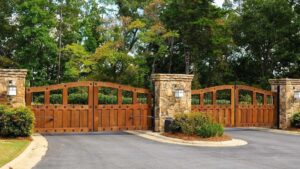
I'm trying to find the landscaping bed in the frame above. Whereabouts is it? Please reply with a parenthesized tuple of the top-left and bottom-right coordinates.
(285, 128, 300, 132)
(162, 132, 232, 142)
(0, 138, 31, 167)
(164, 112, 229, 142)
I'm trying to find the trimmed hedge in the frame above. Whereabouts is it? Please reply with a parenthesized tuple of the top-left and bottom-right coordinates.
(291, 112, 300, 128)
(33, 93, 141, 105)
(168, 112, 224, 138)
(0, 105, 35, 137)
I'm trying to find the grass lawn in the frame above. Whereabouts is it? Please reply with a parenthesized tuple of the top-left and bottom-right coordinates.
(0, 139, 30, 167)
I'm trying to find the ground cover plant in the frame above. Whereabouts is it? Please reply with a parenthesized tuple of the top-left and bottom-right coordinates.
(168, 113, 224, 138)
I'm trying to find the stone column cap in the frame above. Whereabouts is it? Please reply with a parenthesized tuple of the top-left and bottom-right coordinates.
(269, 78, 300, 85)
(0, 69, 28, 78)
(151, 74, 194, 82)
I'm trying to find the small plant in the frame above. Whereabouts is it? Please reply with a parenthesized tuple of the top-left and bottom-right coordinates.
(196, 123, 224, 138)
(170, 112, 224, 138)
(0, 105, 35, 137)
(291, 112, 300, 128)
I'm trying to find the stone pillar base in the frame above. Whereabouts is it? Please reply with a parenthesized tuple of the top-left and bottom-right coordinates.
(151, 74, 194, 132)
(0, 69, 28, 107)
(269, 78, 300, 129)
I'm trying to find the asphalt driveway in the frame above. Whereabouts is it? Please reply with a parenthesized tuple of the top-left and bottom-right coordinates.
(34, 129, 300, 169)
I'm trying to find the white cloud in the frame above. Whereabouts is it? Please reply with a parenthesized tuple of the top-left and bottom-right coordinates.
(214, 0, 224, 7)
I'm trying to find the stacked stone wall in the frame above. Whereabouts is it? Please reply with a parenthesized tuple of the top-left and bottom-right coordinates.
(0, 69, 27, 107)
(270, 79, 300, 129)
(151, 74, 194, 132)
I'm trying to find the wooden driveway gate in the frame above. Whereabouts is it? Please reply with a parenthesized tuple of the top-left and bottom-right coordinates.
(26, 81, 152, 133)
(192, 85, 277, 127)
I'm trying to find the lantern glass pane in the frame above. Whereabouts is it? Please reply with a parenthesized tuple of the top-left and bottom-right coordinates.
(7, 86, 17, 96)
(175, 89, 184, 98)
(295, 91, 300, 100)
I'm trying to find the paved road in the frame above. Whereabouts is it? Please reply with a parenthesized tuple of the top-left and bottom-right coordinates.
(34, 129, 300, 169)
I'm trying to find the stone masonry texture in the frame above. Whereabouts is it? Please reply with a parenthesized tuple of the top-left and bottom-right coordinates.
(0, 69, 28, 107)
(151, 74, 194, 132)
(269, 78, 300, 129)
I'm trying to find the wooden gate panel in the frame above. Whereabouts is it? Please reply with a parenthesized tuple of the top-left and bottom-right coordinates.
(192, 85, 277, 128)
(192, 85, 234, 127)
(26, 81, 95, 133)
(93, 82, 151, 132)
(26, 80, 152, 133)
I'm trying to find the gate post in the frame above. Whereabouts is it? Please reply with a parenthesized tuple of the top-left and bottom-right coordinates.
(0, 69, 27, 107)
(269, 78, 300, 129)
(151, 74, 194, 132)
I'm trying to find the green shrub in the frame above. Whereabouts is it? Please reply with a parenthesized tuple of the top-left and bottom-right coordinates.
(291, 112, 300, 128)
(196, 123, 224, 138)
(170, 112, 224, 138)
(182, 113, 210, 135)
(0, 105, 35, 137)
(50, 94, 63, 104)
(68, 93, 88, 104)
(171, 113, 211, 135)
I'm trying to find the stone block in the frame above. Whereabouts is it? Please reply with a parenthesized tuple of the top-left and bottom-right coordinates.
(151, 74, 194, 132)
(269, 78, 300, 129)
(0, 69, 28, 107)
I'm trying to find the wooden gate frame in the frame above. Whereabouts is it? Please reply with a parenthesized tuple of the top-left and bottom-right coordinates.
(192, 85, 277, 127)
(26, 81, 152, 133)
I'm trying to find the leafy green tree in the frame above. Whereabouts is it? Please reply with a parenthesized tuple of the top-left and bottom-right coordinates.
(55, 0, 85, 82)
(162, 0, 234, 87)
(15, 0, 58, 86)
(231, 0, 300, 88)
(90, 41, 146, 87)
(62, 43, 92, 81)
(81, 0, 109, 52)
(0, 0, 18, 59)
(0, 56, 17, 68)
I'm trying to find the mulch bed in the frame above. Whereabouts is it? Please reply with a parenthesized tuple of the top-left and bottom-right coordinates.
(162, 132, 232, 142)
(0, 137, 32, 141)
(284, 128, 300, 132)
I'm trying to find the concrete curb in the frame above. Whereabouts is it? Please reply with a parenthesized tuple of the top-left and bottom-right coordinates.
(126, 130, 248, 147)
(239, 127, 300, 136)
(1, 134, 48, 169)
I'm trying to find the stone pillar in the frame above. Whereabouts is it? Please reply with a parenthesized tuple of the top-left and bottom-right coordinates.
(269, 78, 300, 129)
(0, 69, 28, 107)
(151, 74, 194, 132)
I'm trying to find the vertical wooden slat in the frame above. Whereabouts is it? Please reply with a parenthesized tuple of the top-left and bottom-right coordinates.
(118, 88, 122, 104)
(200, 93, 204, 106)
(63, 87, 68, 105)
(93, 84, 99, 131)
(25, 91, 32, 106)
(253, 92, 257, 106)
(102, 109, 109, 128)
(212, 90, 217, 105)
(45, 90, 50, 105)
(133, 91, 138, 104)
(231, 87, 235, 127)
(88, 83, 94, 131)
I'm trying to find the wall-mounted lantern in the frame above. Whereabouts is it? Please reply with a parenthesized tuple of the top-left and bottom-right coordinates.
(7, 80, 17, 96)
(294, 91, 300, 100)
(175, 89, 184, 98)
